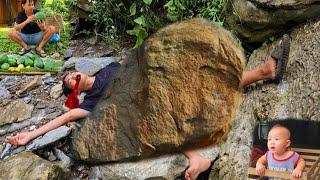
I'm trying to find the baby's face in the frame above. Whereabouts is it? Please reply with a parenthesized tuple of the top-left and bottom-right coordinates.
(267, 127, 290, 155)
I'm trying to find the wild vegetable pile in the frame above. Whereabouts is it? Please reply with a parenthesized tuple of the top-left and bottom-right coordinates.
(0, 53, 62, 72)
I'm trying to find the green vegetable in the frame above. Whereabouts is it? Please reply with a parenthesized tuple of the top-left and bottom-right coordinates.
(34, 58, 44, 68)
(34, 12, 47, 21)
(1, 63, 10, 70)
(25, 53, 37, 60)
(17, 56, 27, 65)
(43, 58, 55, 71)
(8, 58, 17, 67)
(0, 54, 8, 65)
(24, 58, 34, 67)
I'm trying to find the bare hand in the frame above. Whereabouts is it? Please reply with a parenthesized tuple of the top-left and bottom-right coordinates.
(26, 15, 35, 23)
(256, 163, 266, 177)
(6, 132, 32, 146)
(292, 168, 302, 178)
(36, 20, 46, 30)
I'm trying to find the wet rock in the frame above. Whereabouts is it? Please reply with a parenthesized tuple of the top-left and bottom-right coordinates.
(0, 151, 69, 179)
(75, 57, 116, 76)
(27, 125, 72, 151)
(71, 18, 245, 163)
(50, 83, 63, 99)
(0, 86, 10, 101)
(53, 148, 74, 167)
(0, 143, 11, 159)
(225, 0, 320, 42)
(0, 100, 34, 126)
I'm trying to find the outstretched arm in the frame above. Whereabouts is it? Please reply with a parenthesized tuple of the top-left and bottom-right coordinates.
(7, 108, 89, 146)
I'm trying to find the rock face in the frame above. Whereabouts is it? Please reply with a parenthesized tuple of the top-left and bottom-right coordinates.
(210, 19, 320, 179)
(0, 152, 69, 179)
(88, 147, 219, 179)
(71, 18, 245, 162)
(225, 0, 320, 42)
(0, 100, 34, 126)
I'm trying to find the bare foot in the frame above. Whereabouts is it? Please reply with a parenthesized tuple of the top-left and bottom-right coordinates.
(185, 155, 211, 180)
(263, 56, 277, 80)
(262, 39, 284, 80)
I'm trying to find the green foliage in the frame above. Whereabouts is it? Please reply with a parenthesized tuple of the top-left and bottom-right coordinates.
(41, 0, 69, 18)
(90, 0, 229, 48)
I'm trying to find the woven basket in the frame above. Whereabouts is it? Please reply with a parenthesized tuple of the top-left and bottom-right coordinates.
(45, 15, 64, 33)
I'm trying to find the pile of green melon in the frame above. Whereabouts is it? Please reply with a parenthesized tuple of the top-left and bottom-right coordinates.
(0, 53, 62, 73)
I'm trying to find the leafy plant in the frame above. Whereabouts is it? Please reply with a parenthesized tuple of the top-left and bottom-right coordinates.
(89, 0, 230, 48)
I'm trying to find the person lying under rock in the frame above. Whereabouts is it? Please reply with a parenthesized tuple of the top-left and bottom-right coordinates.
(7, 34, 290, 180)
(8, 0, 55, 57)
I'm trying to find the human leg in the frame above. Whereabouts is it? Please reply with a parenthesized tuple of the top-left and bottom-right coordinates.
(8, 28, 28, 48)
(239, 56, 276, 88)
(36, 25, 56, 57)
(239, 34, 290, 88)
(184, 151, 211, 180)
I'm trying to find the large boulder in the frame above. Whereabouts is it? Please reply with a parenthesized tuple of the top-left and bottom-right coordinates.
(0, 100, 34, 126)
(225, 0, 320, 43)
(71, 18, 245, 163)
(0, 152, 69, 179)
(210, 19, 320, 179)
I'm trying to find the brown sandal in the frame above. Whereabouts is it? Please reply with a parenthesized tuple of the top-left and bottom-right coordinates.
(36, 48, 48, 58)
(19, 47, 31, 56)
(271, 34, 290, 84)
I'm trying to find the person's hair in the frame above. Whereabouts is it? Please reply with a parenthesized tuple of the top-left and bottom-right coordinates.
(62, 74, 73, 96)
(269, 124, 291, 139)
(21, 0, 36, 5)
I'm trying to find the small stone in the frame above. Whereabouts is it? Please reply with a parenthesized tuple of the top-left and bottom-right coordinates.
(42, 75, 56, 85)
(29, 125, 36, 131)
(50, 84, 63, 99)
(86, 36, 98, 45)
(53, 148, 74, 167)
(11, 146, 25, 154)
(48, 151, 57, 161)
(23, 96, 32, 104)
(0, 143, 12, 159)
(45, 111, 62, 120)
(26, 126, 72, 151)
(0, 144, 3, 153)
(51, 52, 60, 59)
(0, 86, 11, 101)
(64, 48, 74, 60)
(35, 101, 46, 109)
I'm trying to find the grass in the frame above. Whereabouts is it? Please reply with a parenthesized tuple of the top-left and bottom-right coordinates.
(0, 28, 21, 53)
